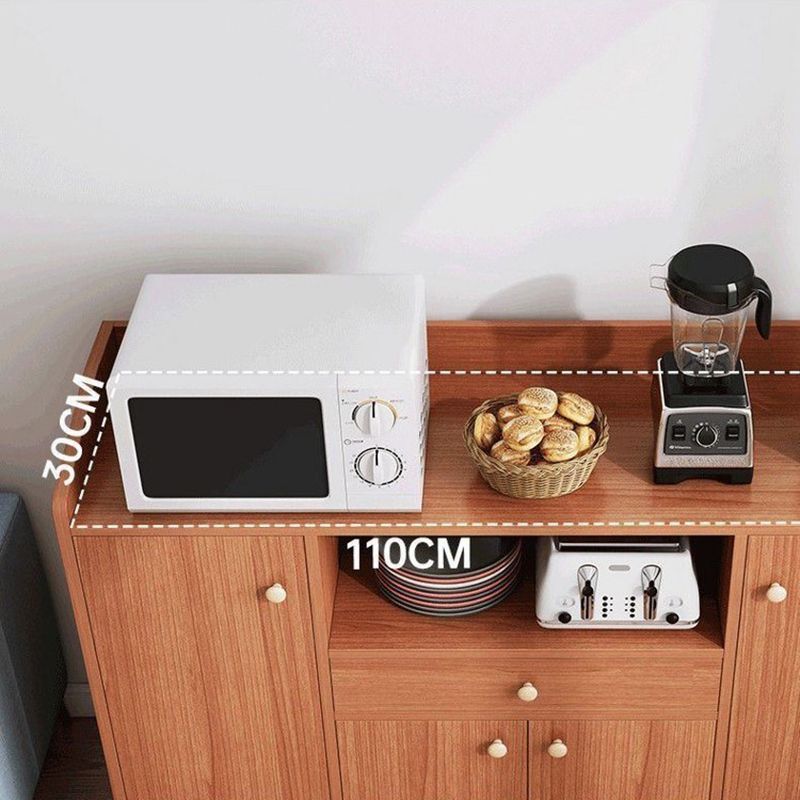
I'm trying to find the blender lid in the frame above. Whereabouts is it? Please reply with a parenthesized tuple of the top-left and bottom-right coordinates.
(667, 244, 761, 314)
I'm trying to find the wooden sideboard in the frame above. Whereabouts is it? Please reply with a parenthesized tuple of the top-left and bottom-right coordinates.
(53, 321, 800, 800)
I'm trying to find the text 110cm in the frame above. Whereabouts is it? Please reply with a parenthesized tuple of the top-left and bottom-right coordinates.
(346, 537, 471, 571)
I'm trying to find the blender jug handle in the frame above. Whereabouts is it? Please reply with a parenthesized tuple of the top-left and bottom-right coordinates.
(649, 263, 668, 291)
(754, 277, 772, 339)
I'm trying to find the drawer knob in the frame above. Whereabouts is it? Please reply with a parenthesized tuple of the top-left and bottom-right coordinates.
(487, 739, 508, 759)
(517, 682, 539, 702)
(265, 583, 287, 604)
(766, 582, 788, 604)
(547, 739, 568, 759)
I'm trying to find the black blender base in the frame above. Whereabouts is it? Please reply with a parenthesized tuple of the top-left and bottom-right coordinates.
(653, 466, 753, 485)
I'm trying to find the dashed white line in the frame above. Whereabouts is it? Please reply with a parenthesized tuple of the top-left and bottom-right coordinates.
(113, 369, 800, 377)
(73, 519, 800, 530)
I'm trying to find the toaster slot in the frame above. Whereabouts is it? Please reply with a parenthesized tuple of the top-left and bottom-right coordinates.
(578, 565, 598, 621)
(556, 537, 683, 553)
(641, 565, 663, 621)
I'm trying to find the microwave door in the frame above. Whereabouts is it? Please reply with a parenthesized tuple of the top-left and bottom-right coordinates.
(114, 384, 347, 512)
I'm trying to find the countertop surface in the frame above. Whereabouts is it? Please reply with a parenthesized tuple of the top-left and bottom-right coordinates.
(63, 321, 800, 535)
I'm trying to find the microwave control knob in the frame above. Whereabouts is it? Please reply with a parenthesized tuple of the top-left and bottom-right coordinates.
(766, 582, 788, 604)
(355, 447, 402, 486)
(353, 400, 397, 436)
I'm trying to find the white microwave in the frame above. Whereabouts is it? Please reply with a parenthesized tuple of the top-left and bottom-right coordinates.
(108, 274, 429, 512)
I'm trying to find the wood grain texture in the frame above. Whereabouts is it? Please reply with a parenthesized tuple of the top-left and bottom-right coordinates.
(65, 321, 800, 533)
(75, 536, 329, 800)
(329, 568, 724, 654)
(331, 652, 720, 720)
(337, 720, 526, 800)
(303, 536, 344, 800)
(426, 320, 800, 373)
(723, 536, 800, 800)
(709, 535, 748, 800)
(529, 720, 715, 800)
(50, 321, 127, 800)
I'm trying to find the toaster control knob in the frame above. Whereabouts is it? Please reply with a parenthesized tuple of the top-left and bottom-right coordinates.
(353, 400, 397, 436)
(665, 612, 680, 625)
(557, 612, 572, 625)
(694, 424, 718, 448)
(355, 447, 402, 486)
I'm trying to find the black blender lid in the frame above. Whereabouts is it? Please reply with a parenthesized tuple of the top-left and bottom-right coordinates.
(667, 244, 757, 314)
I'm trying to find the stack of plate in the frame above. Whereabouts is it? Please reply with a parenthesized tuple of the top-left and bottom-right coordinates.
(376, 537, 522, 617)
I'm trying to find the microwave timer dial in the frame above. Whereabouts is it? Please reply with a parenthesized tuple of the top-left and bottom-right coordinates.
(352, 400, 397, 436)
(355, 447, 403, 486)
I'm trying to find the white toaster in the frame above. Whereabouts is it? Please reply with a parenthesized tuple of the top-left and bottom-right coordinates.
(535, 537, 700, 629)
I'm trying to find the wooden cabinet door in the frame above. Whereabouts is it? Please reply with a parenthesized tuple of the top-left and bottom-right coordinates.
(337, 720, 526, 800)
(530, 720, 715, 800)
(76, 536, 329, 800)
(724, 536, 800, 800)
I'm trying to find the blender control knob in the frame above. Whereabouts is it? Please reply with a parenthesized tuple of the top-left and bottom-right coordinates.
(694, 424, 718, 448)
(355, 448, 402, 486)
(353, 400, 397, 436)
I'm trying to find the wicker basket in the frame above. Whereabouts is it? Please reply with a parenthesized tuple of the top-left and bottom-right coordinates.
(464, 394, 610, 499)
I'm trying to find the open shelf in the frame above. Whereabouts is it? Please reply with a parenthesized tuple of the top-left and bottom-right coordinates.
(328, 538, 725, 657)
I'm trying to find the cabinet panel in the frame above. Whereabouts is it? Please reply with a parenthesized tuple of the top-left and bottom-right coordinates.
(76, 536, 329, 800)
(337, 720, 526, 800)
(725, 536, 800, 800)
(530, 720, 714, 800)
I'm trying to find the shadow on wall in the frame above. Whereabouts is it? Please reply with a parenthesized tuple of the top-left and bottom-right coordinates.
(465, 274, 625, 367)
(469, 274, 579, 320)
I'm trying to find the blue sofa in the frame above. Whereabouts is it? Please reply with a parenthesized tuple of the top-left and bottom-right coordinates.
(0, 493, 66, 800)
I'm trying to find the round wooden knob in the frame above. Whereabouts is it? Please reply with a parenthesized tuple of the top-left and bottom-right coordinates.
(265, 583, 287, 604)
(547, 739, 568, 759)
(766, 582, 788, 604)
(487, 739, 508, 759)
(517, 682, 539, 702)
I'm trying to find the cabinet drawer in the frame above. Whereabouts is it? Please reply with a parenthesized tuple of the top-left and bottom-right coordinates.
(331, 653, 721, 719)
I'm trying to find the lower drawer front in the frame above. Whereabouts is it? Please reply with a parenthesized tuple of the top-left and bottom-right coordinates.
(331, 653, 721, 719)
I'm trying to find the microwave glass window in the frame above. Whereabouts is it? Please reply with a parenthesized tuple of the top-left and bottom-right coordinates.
(128, 397, 329, 498)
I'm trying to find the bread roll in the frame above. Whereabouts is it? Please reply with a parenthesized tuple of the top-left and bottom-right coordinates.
(542, 413, 575, 432)
(490, 440, 531, 466)
(540, 429, 580, 462)
(557, 392, 595, 425)
(497, 404, 526, 425)
(473, 411, 501, 451)
(517, 387, 558, 420)
(575, 425, 597, 455)
(502, 415, 545, 452)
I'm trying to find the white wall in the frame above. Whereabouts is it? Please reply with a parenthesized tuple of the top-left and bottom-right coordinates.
(1, 0, 799, 688)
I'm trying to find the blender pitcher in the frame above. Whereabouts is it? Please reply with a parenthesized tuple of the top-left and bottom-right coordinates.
(651, 244, 772, 377)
